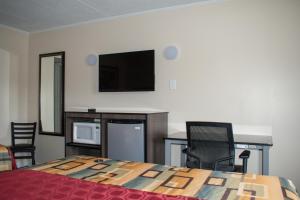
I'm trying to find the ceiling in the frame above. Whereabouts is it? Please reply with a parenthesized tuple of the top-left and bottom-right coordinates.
(0, 0, 211, 32)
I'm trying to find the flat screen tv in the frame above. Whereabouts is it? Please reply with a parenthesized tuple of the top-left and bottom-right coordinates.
(99, 50, 155, 92)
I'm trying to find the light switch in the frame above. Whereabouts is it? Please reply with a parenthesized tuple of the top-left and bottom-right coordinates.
(169, 80, 177, 90)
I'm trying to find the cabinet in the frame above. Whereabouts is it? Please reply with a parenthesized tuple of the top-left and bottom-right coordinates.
(65, 110, 168, 164)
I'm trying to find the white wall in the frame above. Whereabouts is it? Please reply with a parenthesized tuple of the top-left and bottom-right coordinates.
(0, 49, 10, 144)
(28, 0, 300, 188)
(0, 26, 29, 145)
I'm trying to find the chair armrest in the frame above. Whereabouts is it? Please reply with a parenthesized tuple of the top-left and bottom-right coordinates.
(215, 156, 234, 163)
(182, 148, 201, 161)
(239, 150, 251, 173)
(214, 156, 234, 171)
(239, 150, 250, 159)
(182, 148, 202, 168)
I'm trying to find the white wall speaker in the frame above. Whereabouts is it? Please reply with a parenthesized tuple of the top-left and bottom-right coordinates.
(86, 54, 98, 65)
(163, 46, 179, 60)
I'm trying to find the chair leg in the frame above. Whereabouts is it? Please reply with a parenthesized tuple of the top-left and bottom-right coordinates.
(32, 151, 35, 165)
(242, 158, 248, 173)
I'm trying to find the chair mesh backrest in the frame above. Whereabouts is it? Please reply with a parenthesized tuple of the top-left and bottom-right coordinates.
(186, 122, 235, 167)
(11, 122, 37, 146)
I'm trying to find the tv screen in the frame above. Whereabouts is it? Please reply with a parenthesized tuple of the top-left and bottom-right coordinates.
(99, 50, 155, 92)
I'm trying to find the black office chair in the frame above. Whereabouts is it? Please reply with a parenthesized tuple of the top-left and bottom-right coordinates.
(183, 121, 250, 173)
(10, 122, 37, 165)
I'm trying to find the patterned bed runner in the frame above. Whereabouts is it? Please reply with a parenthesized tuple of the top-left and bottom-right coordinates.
(0, 144, 15, 172)
(0, 170, 198, 200)
(31, 156, 299, 200)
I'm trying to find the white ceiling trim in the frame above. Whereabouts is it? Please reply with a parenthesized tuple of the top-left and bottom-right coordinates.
(30, 0, 223, 34)
(0, 24, 29, 35)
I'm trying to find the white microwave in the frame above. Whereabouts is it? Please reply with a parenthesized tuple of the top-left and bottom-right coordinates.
(73, 122, 101, 145)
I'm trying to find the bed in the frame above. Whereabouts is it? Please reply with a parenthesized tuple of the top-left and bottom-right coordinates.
(0, 144, 16, 172)
(0, 155, 298, 200)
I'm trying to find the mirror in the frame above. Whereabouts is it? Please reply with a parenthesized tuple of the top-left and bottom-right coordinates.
(39, 52, 65, 136)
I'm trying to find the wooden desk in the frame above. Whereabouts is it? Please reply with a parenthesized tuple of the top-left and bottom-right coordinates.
(164, 132, 273, 175)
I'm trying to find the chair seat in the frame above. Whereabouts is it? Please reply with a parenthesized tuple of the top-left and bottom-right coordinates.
(187, 160, 243, 173)
(187, 160, 236, 172)
(216, 164, 235, 172)
(11, 144, 35, 152)
(217, 165, 244, 173)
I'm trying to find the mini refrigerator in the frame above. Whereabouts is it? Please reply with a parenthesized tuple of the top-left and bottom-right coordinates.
(107, 120, 145, 162)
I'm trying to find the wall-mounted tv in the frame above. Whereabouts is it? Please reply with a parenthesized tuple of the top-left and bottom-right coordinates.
(99, 50, 155, 92)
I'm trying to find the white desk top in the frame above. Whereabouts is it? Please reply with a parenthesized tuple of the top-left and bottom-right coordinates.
(65, 107, 168, 114)
(166, 131, 273, 146)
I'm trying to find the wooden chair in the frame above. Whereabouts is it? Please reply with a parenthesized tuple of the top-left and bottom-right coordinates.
(10, 122, 37, 165)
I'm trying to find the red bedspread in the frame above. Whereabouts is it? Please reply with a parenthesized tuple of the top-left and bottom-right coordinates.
(0, 170, 199, 200)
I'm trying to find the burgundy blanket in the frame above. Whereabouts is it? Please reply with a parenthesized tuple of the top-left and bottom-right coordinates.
(0, 170, 199, 200)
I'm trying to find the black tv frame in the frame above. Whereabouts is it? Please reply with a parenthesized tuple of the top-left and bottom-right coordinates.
(98, 50, 155, 92)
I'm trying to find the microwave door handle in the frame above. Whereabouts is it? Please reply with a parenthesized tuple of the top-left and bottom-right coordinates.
(73, 126, 76, 141)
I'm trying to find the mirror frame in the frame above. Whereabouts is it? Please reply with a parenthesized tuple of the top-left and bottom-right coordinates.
(38, 51, 65, 136)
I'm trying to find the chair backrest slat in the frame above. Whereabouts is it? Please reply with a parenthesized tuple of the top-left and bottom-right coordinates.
(11, 122, 37, 146)
(13, 122, 36, 125)
(13, 136, 34, 140)
(13, 132, 35, 134)
(13, 127, 35, 130)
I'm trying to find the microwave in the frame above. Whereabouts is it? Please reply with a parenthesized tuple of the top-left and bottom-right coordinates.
(73, 122, 101, 145)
